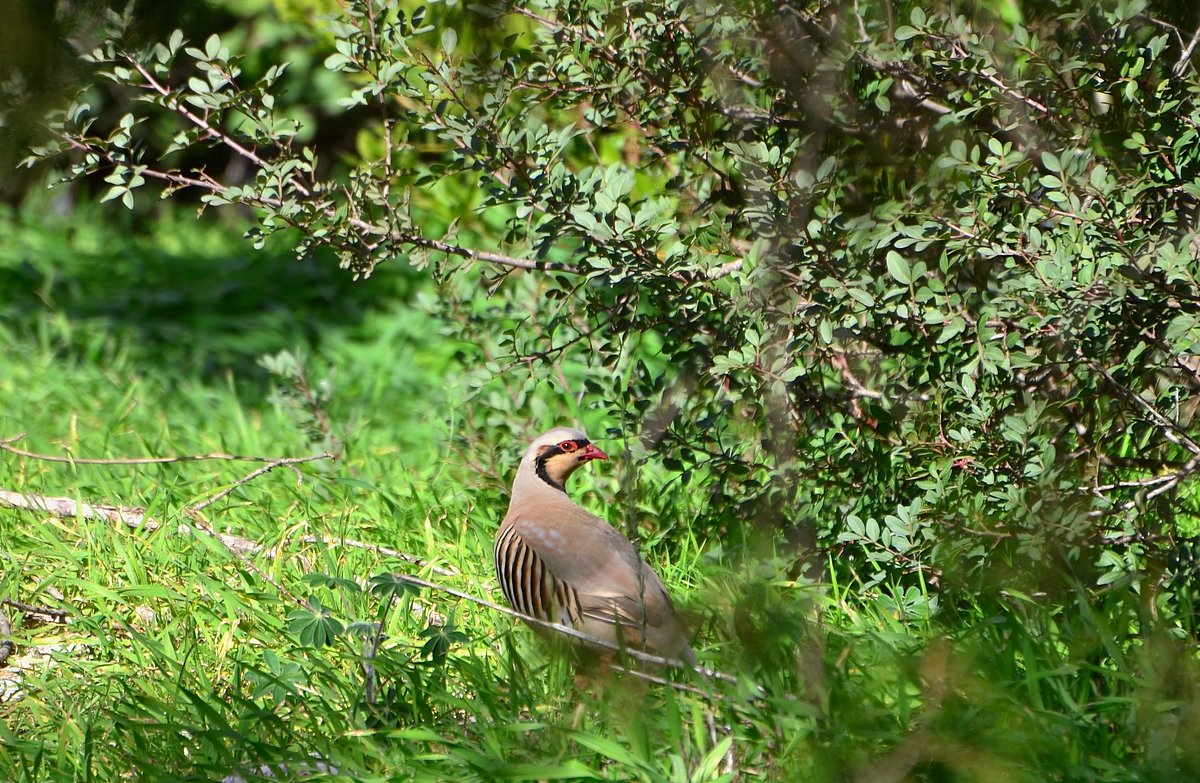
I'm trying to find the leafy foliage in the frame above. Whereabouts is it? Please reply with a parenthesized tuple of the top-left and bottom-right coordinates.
(8, 0, 1200, 780)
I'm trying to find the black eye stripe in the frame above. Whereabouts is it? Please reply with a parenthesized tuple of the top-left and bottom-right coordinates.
(542, 439, 587, 455)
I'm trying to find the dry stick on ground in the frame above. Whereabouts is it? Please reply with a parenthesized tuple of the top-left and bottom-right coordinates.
(0, 453, 336, 614)
(0, 489, 148, 528)
(0, 487, 456, 578)
(1, 599, 69, 623)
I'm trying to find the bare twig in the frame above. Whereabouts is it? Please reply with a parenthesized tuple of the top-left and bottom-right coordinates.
(707, 259, 744, 280)
(1087, 360, 1200, 457)
(1093, 467, 1197, 495)
(0, 434, 300, 466)
(378, 568, 740, 686)
(185, 453, 332, 516)
(1175, 23, 1200, 76)
(1, 599, 70, 623)
(298, 536, 458, 578)
(1088, 455, 1200, 518)
(0, 489, 148, 527)
(1082, 359, 1200, 516)
(0, 606, 13, 667)
(383, 229, 576, 273)
(604, 661, 727, 700)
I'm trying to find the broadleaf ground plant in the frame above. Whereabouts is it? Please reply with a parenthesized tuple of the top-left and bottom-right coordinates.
(12, 0, 1200, 778)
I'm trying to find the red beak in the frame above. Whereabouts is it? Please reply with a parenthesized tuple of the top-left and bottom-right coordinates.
(581, 443, 608, 461)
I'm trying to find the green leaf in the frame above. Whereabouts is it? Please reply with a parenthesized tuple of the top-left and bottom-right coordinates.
(370, 572, 421, 601)
(691, 738, 734, 783)
(288, 602, 345, 648)
(886, 251, 913, 285)
(847, 288, 876, 308)
(1166, 314, 1198, 349)
(566, 731, 641, 767)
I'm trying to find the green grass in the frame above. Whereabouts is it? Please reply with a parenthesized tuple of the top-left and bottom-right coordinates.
(3, 204, 1200, 782)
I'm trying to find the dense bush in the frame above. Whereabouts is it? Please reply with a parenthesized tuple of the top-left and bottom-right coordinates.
(12, 0, 1200, 779)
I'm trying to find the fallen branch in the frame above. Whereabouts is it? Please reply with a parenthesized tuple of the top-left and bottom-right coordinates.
(0, 489, 148, 527)
(0, 452, 332, 541)
(0, 452, 334, 611)
(0, 481, 454, 576)
(1174, 21, 1200, 77)
(1, 599, 70, 623)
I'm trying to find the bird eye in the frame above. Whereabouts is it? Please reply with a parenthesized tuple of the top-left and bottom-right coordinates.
(559, 440, 579, 452)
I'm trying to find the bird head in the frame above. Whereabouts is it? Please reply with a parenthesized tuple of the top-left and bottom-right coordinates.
(521, 426, 608, 491)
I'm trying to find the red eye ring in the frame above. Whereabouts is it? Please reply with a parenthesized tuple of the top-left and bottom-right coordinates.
(559, 440, 579, 453)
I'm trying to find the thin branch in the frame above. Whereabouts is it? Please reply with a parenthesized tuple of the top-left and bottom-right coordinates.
(1092, 469, 1192, 494)
(707, 259, 744, 280)
(0, 434, 301, 466)
(125, 55, 311, 197)
(383, 568, 738, 684)
(605, 661, 727, 700)
(0, 606, 13, 667)
(1087, 360, 1200, 457)
(185, 453, 331, 515)
(298, 535, 458, 578)
(1088, 455, 1200, 517)
(57, 134, 562, 276)
(54, 89, 569, 278)
(0, 599, 70, 623)
(1175, 22, 1200, 76)
(381, 227, 576, 273)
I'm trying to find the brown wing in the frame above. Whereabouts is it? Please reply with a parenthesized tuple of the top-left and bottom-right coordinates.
(505, 515, 691, 659)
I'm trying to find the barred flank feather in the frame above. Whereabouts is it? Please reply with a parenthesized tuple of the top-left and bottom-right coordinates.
(494, 524, 581, 627)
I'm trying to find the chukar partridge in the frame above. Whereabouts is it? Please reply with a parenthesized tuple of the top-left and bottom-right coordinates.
(494, 427, 695, 665)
